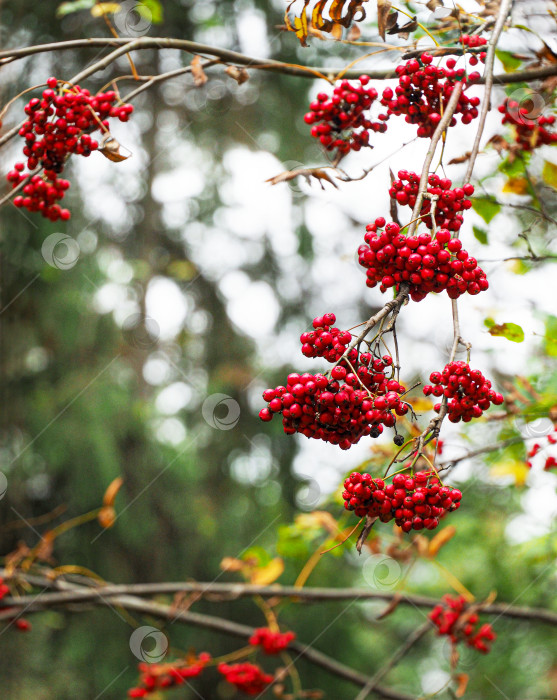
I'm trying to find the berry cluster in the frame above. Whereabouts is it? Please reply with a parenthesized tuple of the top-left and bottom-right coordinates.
(300, 313, 352, 361)
(128, 655, 211, 698)
(499, 98, 557, 151)
(430, 595, 496, 654)
(260, 315, 410, 449)
(358, 219, 489, 301)
(249, 628, 296, 654)
(423, 362, 504, 423)
(526, 427, 557, 470)
(380, 52, 481, 138)
(389, 170, 474, 232)
(342, 470, 462, 532)
(7, 77, 133, 220)
(460, 34, 488, 63)
(304, 76, 388, 155)
(218, 662, 274, 696)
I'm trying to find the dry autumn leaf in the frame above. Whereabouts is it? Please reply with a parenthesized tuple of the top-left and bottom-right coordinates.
(377, 0, 392, 40)
(225, 65, 249, 85)
(428, 524, 456, 557)
(191, 55, 208, 87)
(97, 506, 117, 529)
(220, 556, 244, 572)
(266, 166, 339, 190)
(99, 136, 130, 163)
(286, 0, 370, 46)
(455, 673, 469, 697)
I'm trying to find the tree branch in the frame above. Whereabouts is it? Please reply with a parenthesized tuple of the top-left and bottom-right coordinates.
(2, 572, 557, 626)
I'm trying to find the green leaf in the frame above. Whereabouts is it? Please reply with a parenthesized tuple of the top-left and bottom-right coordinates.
(56, 0, 95, 17)
(545, 315, 557, 357)
(542, 161, 557, 189)
(139, 0, 163, 23)
(488, 322, 525, 343)
(484, 317, 496, 329)
(496, 50, 523, 73)
(473, 225, 488, 245)
(472, 198, 500, 224)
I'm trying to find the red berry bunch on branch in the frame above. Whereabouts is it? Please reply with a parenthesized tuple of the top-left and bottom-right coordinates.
(128, 654, 211, 697)
(498, 97, 557, 151)
(423, 362, 504, 422)
(260, 314, 410, 449)
(358, 219, 489, 302)
(526, 428, 557, 470)
(7, 77, 133, 220)
(343, 470, 462, 532)
(380, 52, 481, 138)
(218, 662, 274, 695)
(430, 595, 496, 654)
(389, 171, 474, 232)
(304, 76, 388, 156)
(249, 627, 296, 654)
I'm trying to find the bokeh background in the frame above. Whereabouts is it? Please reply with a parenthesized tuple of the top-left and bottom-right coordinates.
(1, 1, 557, 698)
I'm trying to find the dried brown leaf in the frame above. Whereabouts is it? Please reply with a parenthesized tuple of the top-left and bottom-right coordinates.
(377, 0, 392, 39)
(225, 65, 250, 85)
(99, 136, 130, 163)
(287, 0, 369, 45)
(387, 17, 418, 35)
(35, 531, 55, 562)
(347, 23, 361, 40)
(266, 166, 339, 189)
(356, 515, 378, 553)
(448, 151, 472, 165)
(191, 55, 208, 86)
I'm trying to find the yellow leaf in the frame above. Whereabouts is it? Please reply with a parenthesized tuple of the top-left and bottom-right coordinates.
(490, 459, 529, 486)
(502, 176, 529, 194)
(428, 525, 456, 557)
(408, 397, 433, 412)
(220, 557, 245, 572)
(249, 558, 284, 585)
(91, 3, 120, 17)
(542, 160, 557, 189)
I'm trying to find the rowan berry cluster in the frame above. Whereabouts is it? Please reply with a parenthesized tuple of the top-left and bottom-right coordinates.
(358, 219, 489, 302)
(259, 315, 410, 449)
(128, 655, 211, 697)
(430, 594, 496, 654)
(7, 77, 133, 220)
(343, 470, 462, 532)
(218, 662, 274, 695)
(249, 628, 296, 654)
(380, 52, 481, 138)
(499, 97, 557, 151)
(303, 75, 388, 155)
(423, 362, 504, 423)
(389, 170, 474, 232)
(300, 312, 352, 360)
(526, 428, 557, 470)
